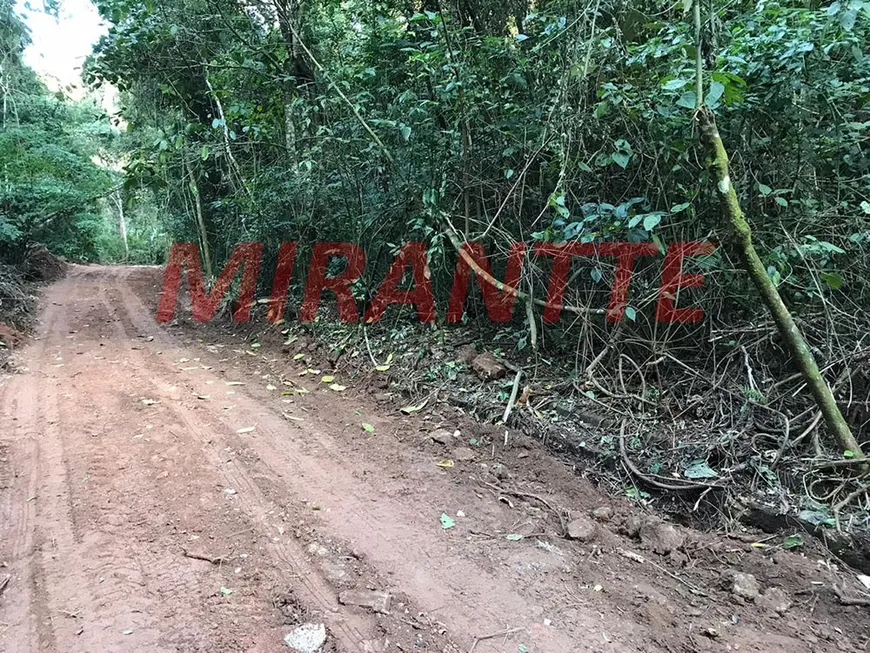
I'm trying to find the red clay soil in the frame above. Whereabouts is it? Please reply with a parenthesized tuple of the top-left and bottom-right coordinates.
(0, 265, 868, 653)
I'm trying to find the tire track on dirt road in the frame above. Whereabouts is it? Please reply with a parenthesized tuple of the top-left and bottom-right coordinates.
(96, 269, 402, 652)
(0, 293, 81, 653)
(55, 267, 294, 652)
(0, 378, 41, 652)
(112, 269, 641, 652)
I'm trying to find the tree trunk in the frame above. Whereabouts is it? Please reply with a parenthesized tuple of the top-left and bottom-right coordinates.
(182, 149, 213, 279)
(692, 0, 862, 459)
(274, 0, 315, 160)
(112, 190, 129, 262)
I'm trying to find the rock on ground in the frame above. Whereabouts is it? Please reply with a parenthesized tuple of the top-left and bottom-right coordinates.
(429, 428, 453, 445)
(591, 506, 614, 522)
(566, 516, 597, 542)
(452, 446, 475, 462)
(471, 353, 507, 380)
(638, 519, 685, 555)
(284, 623, 327, 652)
(729, 572, 760, 601)
(758, 587, 791, 614)
(338, 589, 392, 614)
(454, 345, 478, 364)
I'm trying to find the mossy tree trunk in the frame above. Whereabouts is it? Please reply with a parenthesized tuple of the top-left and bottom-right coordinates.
(692, 0, 862, 459)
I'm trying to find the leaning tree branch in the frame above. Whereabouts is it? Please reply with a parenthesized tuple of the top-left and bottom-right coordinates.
(691, 0, 863, 460)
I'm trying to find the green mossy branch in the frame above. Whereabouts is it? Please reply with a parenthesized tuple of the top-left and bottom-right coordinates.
(696, 107, 863, 460)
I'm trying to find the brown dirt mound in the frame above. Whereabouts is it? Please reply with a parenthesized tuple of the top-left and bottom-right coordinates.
(22, 243, 68, 282)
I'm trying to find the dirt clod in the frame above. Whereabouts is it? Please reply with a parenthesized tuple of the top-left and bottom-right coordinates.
(429, 429, 453, 445)
(471, 353, 507, 380)
(702, 627, 720, 639)
(591, 506, 614, 522)
(622, 514, 645, 538)
(454, 345, 477, 364)
(729, 572, 760, 601)
(452, 446, 475, 462)
(566, 516, 597, 542)
(639, 520, 685, 555)
(758, 587, 791, 614)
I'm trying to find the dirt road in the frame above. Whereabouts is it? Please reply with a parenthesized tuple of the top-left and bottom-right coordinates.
(0, 265, 865, 652)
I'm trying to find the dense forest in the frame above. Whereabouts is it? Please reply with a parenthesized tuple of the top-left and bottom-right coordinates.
(2, 0, 869, 522)
(0, 0, 167, 263)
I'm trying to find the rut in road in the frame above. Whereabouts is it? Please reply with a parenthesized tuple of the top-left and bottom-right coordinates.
(0, 265, 633, 652)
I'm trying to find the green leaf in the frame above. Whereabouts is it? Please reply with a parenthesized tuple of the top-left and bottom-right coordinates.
(548, 193, 571, 218)
(612, 151, 630, 169)
(774, 197, 788, 208)
(844, 449, 856, 458)
(670, 202, 691, 214)
(840, 9, 857, 30)
(590, 268, 603, 283)
(662, 79, 687, 91)
(818, 241, 845, 254)
(676, 91, 697, 109)
(506, 533, 523, 541)
(362, 423, 376, 433)
(820, 272, 844, 289)
(684, 460, 718, 479)
(705, 81, 725, 107)
(440, 513, 455, 529)
(400, 124, 411, 141)
(758, 183, 773, 196)
(643, 214, 662, 231)
(783, 534, 804, 549)
(624, 306, 637, 322)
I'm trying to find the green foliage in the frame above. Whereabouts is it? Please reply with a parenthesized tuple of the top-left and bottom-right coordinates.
(83, 0, 869, 323)
(0, 0, 140, 263)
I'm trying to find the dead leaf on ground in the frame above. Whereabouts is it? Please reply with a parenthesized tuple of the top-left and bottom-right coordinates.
(400, 398, 429, 415)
